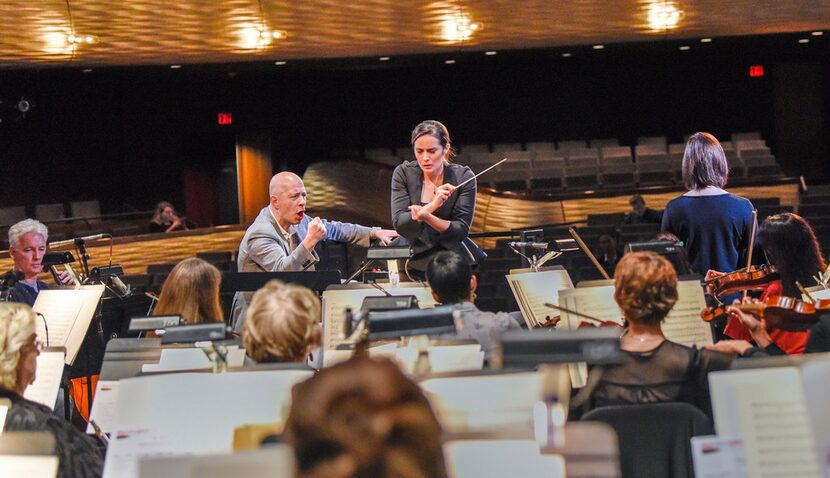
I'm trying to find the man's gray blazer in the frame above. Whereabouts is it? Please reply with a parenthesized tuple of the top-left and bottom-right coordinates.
(230, 206, 373, 331)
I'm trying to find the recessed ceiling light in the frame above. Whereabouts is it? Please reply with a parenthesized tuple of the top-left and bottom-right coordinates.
(798, 38, 810, 44)
(593, 44, 604, 50)
(275, 61, 287, 65)
(170, 64, 182, 69)
(439, 14, 482, 43)
(646, 2, 684, 31)
(485, 51, 497, 56)
(561, 52, 572, 57)
(812, 31, 824, 36)
(379, 56, 390, 61)
(679, 45, 690, 50)
(700, 38, 712, 43)
(445, 59, 456, 64)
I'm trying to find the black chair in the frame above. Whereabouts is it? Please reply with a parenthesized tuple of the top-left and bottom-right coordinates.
(582, 402, 713, 478)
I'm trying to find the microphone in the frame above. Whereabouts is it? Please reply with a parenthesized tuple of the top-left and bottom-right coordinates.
(49, 233, 107, 248)
(508, 241, 549, 250)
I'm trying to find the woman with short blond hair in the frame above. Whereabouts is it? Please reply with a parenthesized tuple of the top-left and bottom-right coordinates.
(0, 303, 104, 478)
(154, 258, 223, 325)
(242, 280, 322, 363)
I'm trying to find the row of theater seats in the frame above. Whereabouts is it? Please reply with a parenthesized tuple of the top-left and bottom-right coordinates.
(0, 200, 102, 226)
(363, 132, 782, 192)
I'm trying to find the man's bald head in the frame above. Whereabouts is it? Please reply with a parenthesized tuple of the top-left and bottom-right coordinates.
(269, 172, 308, 229)
(269, 172, 303, 197)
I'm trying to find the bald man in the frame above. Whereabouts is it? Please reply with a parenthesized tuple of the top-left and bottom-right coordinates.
(230, 172, 398, 330)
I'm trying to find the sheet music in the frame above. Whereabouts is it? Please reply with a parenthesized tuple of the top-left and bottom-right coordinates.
(140, 346, 245, 373)
(103, 428, 193, 478)
(321, 342, 398, 368)
(506, 270, 574, 328)
(0, 402, 8, 434)
(710, 367, 821, 478)
(111, 370, 313, 455)
(799, 357, 830, 478)
(420, 372, 542, 432)
(394, 344, 484, 374)
(87, 381, 120, 434)
(321, 284, 437, 350)
(0, 456, 59, 478)
(32, 286, 105, 365)
(662, 280, 713, 347)
(445, 440, 565, 478)
(23, 349, 66, 409)
(691, 436, 748, 478)
(138, 446, 294, 478)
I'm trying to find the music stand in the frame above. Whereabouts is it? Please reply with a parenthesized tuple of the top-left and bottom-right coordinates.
(220, 271, 341, 293)
(498, 328, 622, 370)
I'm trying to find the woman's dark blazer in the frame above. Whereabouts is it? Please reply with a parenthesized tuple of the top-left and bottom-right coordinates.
(391, 160, 485, 267)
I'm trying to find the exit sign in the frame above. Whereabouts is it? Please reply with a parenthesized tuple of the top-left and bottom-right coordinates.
(217, 112, 233, 125)
(749, 65, 764, 78)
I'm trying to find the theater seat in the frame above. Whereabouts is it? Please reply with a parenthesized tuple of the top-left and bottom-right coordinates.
(582, 402, 712, 478)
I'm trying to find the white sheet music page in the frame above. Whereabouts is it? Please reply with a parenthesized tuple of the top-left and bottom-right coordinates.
(799, 356, 830, 478)
(103, 428, 191, 478)
(710, 367, 820, 478)
(0, 456, 59, 478)
(87, 380, 120, 435)
(32, 286, 105, 365)
(23, 348, 66, 409)
(557, 286, 623, 388)
(506, 270, 574, 328)
(662, 280, 712, 347)
(321, 285, 437, 350)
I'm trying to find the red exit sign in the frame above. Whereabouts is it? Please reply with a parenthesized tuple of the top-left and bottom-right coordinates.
(749, 65, 764, 77)
(217, 112, 233, 125)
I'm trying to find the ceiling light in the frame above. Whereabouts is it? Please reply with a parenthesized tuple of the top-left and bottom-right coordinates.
(561, 52, 572, 57)
(82, 68, 93, 73)
(700, 38, 712, 43)
(679, 45, 690, 50)
(170, 64, 182, 69)
(798, 38, 810, 44)
(485, 51, 497, 56)
(379, 56, 390, 61)
(274, 61, 287, 65)
(271, 30, 287, 39)
(236, 23, 287, 50)
(439, 14, 481, 43)
(812, 31, 824, 36)
(445, 59, 456, 64)
(592, 44, 604, 50)
(646, 2, 684, 31)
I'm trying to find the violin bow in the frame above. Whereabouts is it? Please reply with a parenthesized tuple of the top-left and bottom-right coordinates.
(543, 302, 621, 326)
(569, 227, 612, 280)
(743, 210, 758, 301)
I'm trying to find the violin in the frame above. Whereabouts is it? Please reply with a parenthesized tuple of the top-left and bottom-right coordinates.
(704, 265, 779, 297)
(700, 296, 830, 332)
(543, 302, 624, 329)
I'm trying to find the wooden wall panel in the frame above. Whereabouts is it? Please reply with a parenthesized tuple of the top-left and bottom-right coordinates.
(236, 130, 273, 225)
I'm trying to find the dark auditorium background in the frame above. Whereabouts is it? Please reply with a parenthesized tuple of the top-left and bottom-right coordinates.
(1, 33, 828, 227)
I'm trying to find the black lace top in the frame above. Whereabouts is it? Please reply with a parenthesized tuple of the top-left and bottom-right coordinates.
(0, 389, 104, 478)
(589, 340, 733, 416)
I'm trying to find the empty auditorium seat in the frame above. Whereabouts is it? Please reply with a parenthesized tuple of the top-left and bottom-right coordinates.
(0, 206, 26, 226)
(591, 138, 620, 149)
(730, 131, 762, 142)
(492, 142, 523, 152)
(747, 197, 780, 207)
(587, 213, 626, 226)
(557, 140, 588, 151)
(525, 141, 556, 151)
(147, 263, 176, 275)
(459, 144, 491, 154)
(35, 203, 66, 222)
(636, 136, 667, 148)
(636, 161, 675, 186)
(600, 163, 637, 188)
(70, 200, 102, 219)
(364, 147, 395, 159)
(744, 155, 783, 177)
(565, 166, 601, 190)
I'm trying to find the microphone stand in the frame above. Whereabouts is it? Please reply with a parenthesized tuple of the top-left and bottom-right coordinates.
(74, 237, 92, 282)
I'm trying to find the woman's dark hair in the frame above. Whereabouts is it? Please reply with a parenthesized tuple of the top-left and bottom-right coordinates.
(410, 120, 455, 162)
(285, 355, 447, 478)
(426, 251, 471, 304)
(759, 213, 827, 297)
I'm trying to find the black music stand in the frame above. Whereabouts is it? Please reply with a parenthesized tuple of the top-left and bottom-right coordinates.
(220, 271, 342, 294)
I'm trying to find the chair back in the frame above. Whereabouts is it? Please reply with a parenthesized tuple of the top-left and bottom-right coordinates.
(582, 402, 712, 478)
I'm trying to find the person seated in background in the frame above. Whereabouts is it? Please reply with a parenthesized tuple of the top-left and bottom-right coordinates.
(153, 258, 224, 325)
(706, 213, 826, 355)
(0, 303, 104, 478)
(595, 231, 622, 277)
(579, 252, 733, 416)
(242, 280, 321, 364)
(149, 201, 188, 233)
(6, 218, 73, 306)
(285, 355, 447, 478)
(426, 251, 522, 361)
(623, 194, 662, 225)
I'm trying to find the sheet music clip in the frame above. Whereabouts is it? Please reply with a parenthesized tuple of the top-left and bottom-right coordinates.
(197, 341, 230, 373)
